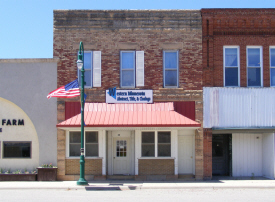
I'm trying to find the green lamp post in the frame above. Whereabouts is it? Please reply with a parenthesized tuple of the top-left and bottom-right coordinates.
(76, 41, 88, 185)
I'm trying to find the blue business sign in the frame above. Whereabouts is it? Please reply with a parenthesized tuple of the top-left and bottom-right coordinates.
(106, 88, 153, 103)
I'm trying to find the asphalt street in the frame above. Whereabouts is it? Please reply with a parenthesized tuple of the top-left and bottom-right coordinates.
(1, 188, 275, 202)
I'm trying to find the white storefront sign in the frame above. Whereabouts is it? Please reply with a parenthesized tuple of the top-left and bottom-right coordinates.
(106, 88, 153, 103)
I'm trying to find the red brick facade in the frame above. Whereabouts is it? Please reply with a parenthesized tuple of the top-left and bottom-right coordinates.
(202, 9, 275, 87)
(54, 10, 203, 180)
(54, 10, 202, 92)
(202, 9, 275, 179)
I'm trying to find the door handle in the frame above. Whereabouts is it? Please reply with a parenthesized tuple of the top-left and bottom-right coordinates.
(113, 157, 115, 159)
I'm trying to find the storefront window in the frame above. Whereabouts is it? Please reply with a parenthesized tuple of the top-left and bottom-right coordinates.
(3, 142, 31, 158)
(85, 131, 98, 157)
(158, 132, 171, 157)
(69, 132, 81, 156)
(69, 131, 98, 157)
(141, 131, 171, 157)
(142, 132, 155, 157)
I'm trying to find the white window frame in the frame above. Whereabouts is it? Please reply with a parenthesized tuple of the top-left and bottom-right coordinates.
(163, 50, 179, 88)
(270, 46, 275, 87)
(68, 131, 99, 158)
(246, 46, 263, 87)
(141, 131, 171, 157)
(223, 46, 240, 87)
(78, 51, 93, 88)
(120, 51, 136, 88)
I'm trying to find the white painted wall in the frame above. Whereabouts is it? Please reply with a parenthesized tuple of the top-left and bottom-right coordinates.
(0, 98, 39, 171)
(262, 133, 274, 179)
(204, 87, 275, 128)
(232, 133, 263, 177)
(0, 59, 57, 167)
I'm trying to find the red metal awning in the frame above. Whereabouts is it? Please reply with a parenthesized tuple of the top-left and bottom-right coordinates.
(57, 102, 200, 128)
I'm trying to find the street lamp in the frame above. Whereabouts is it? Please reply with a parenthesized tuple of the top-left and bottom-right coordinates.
(76, 41, 88, 185)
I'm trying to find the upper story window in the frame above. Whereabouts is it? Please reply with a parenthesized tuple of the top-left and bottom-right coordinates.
(224, 46, 239, 87)
(270, 47, 275, 86)
(247, 46, 262, 87)
(141, 131, 171, 157)
(163, 50, 179, 88)
(120, 51, 144, 88)
(78, 51, 101, 88)
(120, 51, 135, 88)
(69, 131, 98, 157)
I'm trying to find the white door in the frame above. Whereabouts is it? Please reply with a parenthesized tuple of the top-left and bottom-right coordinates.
(113, 137, 131, 175)
(178, 135, 193, 174)
(232, 133, 263, 177)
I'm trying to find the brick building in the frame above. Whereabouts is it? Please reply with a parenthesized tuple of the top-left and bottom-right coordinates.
(53, 10, 203, 181)
(202, 9, 275, 179)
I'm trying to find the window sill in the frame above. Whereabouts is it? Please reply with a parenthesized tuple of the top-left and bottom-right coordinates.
(66, 157, 103, 159)
(138, 157, 175, 160)
(159, 88, 183, 90)
(120, 87, 136, 89)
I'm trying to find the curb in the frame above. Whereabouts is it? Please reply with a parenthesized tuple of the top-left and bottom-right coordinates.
(1, 185, 275, 190)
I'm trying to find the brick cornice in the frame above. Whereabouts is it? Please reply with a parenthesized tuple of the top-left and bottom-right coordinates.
(201, 8, 275, 16)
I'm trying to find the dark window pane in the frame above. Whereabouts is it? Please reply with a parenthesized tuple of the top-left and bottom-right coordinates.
(84, 70, 92, 86)
(158, 132, 171, 143)
(165, 70, 177, 87)
(85, 144, 98, 156)
(271, 68, 275, 86)
(225, 67, 238, 86)
(248, 68, 261, 86)
(271, 49, 275, 67)
(142, 145, 155, 157)
(85, 132, 98, 143)
(248, 48, 260, 67)
(225, 48, 238, 67)
(78, 69, 91, 87)
(165, 52, 177, 69)
(142, 132, 154, 143)
(70, 144, 80, 156)
(3, 142, 31, 158)
(122, 52, 134, 69)
(121, 70, 134, 87)
(70, 132, 81, 143)
(158, 145, 171, 157)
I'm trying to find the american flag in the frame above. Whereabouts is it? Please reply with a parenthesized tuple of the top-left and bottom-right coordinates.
(47, 79, 80, 99)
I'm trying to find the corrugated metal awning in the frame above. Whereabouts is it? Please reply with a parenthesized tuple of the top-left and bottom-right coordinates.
(57, 102, 200, 128)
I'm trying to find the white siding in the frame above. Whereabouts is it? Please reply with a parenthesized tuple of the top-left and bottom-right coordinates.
(262, 133, 275, 179)
(232, 133, 262, 177)
(204, 87, 275, 128)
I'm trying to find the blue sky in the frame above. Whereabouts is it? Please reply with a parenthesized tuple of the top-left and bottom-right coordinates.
(0, 0, 275, 59)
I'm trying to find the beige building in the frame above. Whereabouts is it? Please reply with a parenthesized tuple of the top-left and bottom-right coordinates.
(0, 59, 58, 172)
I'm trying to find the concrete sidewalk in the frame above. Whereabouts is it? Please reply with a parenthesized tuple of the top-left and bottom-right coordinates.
(1, 179, 275, 190)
